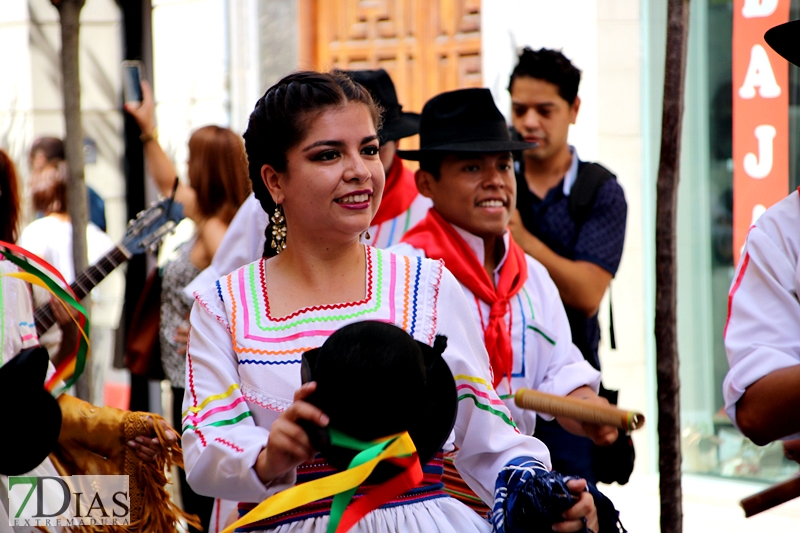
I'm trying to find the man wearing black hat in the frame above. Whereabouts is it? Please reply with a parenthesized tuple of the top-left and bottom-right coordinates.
(504, 48, 628, 485)
(724, 20, 800, 453)
(390, 87, 623, 532)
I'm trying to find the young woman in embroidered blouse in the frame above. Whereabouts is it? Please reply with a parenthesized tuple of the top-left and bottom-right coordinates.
(182, 71, 597, 533)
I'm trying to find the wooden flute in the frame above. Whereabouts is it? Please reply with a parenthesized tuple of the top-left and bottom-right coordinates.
(513, 388, 645, 432)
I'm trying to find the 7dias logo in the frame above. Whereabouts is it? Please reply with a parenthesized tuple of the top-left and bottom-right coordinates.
(7, 475, 130, 527)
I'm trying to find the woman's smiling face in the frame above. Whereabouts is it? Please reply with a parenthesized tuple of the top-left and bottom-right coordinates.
(266, 102, 386, 243)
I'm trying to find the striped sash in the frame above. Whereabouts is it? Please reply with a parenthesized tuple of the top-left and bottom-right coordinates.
(442, 455, 491, 517)
(234, 453, 448, 531)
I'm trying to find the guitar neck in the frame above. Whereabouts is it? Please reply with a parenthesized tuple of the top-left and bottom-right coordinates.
(34, 245, 130, 336)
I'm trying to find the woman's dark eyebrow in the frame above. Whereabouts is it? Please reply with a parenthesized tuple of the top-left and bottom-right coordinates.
(301, 134, 379, 152)
(302, 140, 343, 152)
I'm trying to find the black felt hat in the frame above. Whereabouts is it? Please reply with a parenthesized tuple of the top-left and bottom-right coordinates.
(397, 88, 535, 160)
(345, 69, 420, 143)
(765, 20, 800, 67)
(0, 347, 62, 475)
(300, 321, 456, 481)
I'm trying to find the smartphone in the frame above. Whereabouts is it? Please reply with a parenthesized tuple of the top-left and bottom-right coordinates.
(122, 60, 144, 104)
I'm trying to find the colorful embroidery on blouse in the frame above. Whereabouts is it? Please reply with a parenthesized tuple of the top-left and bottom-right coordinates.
(184, 383, 240, 415)
(513, 293, 527, 379)
(214, 437, 244, 453)
(409, 259, 421, 337)
(182, 382, 253, 433)
(454, 374, 518, 429)
(427, 260, 443, 345)
(183, 411, 252, 433)
(526, 325, 556, 346)
(258, 248, 376, 324)
(225, 249, 429, 357)
(402, 256, 411, 331)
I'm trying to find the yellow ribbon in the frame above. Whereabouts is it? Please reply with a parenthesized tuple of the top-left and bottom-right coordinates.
(221, 432, 417, 533)
(6, 271, 92, 375)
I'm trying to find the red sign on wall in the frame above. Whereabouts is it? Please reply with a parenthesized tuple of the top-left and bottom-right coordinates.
(732, 0, 791, 263)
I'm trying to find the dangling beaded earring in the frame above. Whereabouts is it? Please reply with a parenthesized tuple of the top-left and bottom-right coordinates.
(270, 205, 287, 253)
(360, 230, 371, 242)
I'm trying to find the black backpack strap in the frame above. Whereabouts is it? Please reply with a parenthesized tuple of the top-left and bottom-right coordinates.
(570, 161, 618, 352)
(568, 162, 616, 227)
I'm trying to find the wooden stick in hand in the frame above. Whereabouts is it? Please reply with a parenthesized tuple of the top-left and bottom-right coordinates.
(514, 388, 645, 432)
(740, 475, 800, 517)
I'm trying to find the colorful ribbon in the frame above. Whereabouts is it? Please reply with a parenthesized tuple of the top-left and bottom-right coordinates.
(0, 241, 90, 395)
(221, 430, 422, 533)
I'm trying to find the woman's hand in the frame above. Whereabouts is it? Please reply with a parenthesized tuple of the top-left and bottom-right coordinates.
(553, 478, 599, 533)
(255, 382, 329, 484)
(123, 79, 156, 136)
(126, 416, 180, 462)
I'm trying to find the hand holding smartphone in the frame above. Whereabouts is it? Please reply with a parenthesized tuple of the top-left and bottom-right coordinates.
(122, 60, 144, 105)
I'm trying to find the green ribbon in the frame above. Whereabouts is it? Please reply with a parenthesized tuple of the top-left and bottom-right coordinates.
(326, 429, 398, 533)
(0, 247, 90, 395)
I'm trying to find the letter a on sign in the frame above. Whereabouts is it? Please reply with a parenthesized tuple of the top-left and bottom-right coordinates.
(739, 45, 781, 98)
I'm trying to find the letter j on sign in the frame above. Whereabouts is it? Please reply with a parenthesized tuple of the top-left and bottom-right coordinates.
(732, 0, 790, 263)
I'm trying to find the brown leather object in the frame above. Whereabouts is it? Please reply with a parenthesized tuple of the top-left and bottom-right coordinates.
(125, 268, 165, 380)
(49, 394, 200, 532)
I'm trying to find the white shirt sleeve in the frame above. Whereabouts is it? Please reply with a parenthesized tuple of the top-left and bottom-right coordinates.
(182, 285, 294, 502)
(434, 268, 552, 505)
(723, 214, 800, 439)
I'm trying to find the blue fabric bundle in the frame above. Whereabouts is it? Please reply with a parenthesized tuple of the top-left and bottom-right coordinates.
(491, 457, 579, 533)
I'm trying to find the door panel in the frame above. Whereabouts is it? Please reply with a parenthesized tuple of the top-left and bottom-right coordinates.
(300, 0, 482, 145)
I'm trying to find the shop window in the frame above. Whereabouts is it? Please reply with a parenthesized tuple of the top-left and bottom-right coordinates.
(680, 0, 800, 483)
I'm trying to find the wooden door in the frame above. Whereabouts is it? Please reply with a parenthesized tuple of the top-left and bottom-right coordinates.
(298, 0, 482, 149)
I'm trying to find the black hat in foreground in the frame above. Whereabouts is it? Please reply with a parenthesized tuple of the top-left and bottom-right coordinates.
(345, 69, 420, 143)
(765, 20, 800, 67)
(397, 88, 535, 160)
(0, 347, 62, 475)
(300, 321, 456, 482)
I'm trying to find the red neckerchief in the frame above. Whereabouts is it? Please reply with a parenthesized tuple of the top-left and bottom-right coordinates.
(402, 208, 528, 389)
(372, 154, 418, 226)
